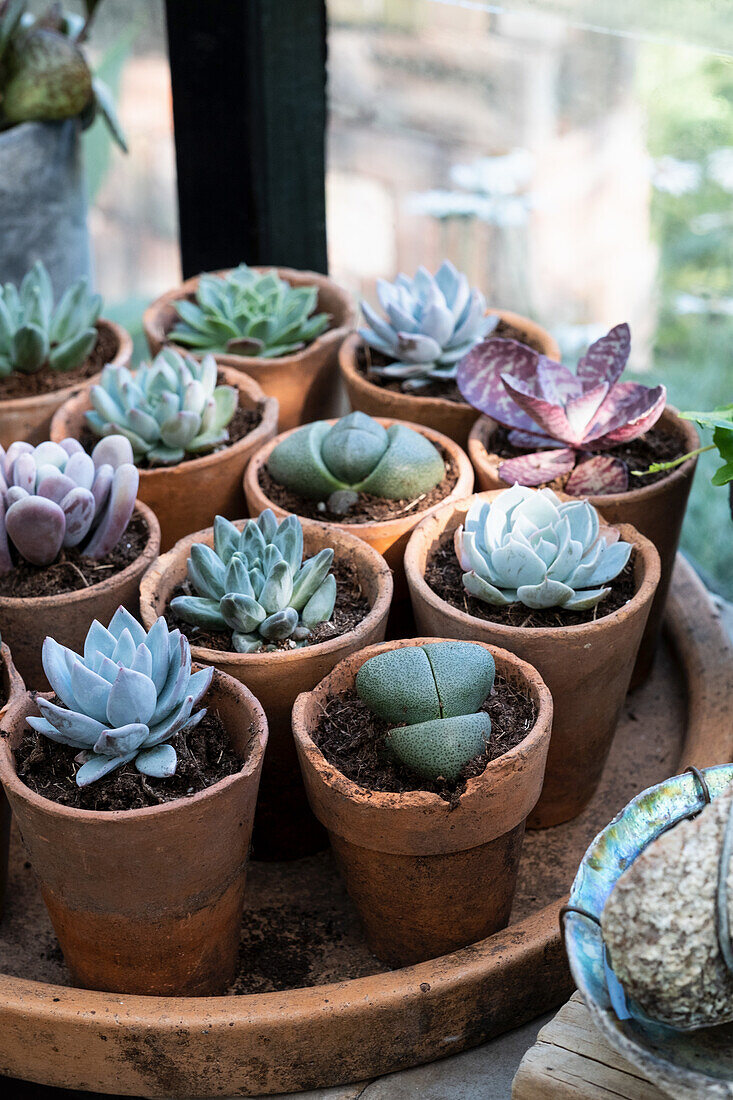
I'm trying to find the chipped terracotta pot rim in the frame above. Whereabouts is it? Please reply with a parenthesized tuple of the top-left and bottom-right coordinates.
(143, 266, 358, 370)
(292, 636, 553, 814)
(243, 416, 475, 536)
(468, 406, 701, 507)
(139, 517, 394, 668)
(0, 499, 160, 611)
(49, 364, 279, 483)
(404, 491, 661, 642)
(0, 667, 267, 825)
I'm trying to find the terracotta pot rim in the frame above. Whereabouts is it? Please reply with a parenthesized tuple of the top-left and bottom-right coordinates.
(0, 668, 267, 824)
(0, 318, 132, 417)
(468, 407, 701, 506)
(403, 491, 661, 642)
(139, 517, 394, 668)
(50, 364, 279, 483)
(143, 266, 358, 370)
(292, 637, 553, 812)
(243, 416, 475, 536)
(0, 499, 160, 611)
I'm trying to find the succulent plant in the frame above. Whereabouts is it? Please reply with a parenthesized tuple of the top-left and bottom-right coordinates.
(0, 261, 101, 377)
(457, 324, 667, 494)
(359, 260, 498, 391)
(171, 511, 337, 653)
(355, 641, 495, 782)
(168, 263, 330, 359)
(0, 434, 138, 572)
(26, 606, 212, 786)
(455, 485, 631, 611)
(267, 411, 445, 504)
(86, 349, 239, 466)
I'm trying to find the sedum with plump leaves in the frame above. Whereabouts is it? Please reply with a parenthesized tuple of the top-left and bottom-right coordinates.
(0, 434, 138, 571)
(171, 511, 337, 653)
(27, 607, 213, 787)
(86, 349, 238, 466)
(168, 263, 330, 359)
(355, 641, 496, 782)
(455, 485, 631, 611)
(0, 261, 101, 377)
(359, 260, 498, 390)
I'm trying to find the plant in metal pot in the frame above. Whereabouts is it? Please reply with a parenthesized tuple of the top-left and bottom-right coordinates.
(171, 510, 337, 653)
(457, 323, 667, 494)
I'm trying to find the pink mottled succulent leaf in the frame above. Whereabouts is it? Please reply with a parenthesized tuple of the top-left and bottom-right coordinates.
(500, 372, 577, 443)
(498, 448, 576, 487)
(5, 496, 66, 566)
(586, 382, 666, 446)
(564, 382, 610, 439)
(506, 429, 560, 449)
(576, 323, 631, 388)
(565, 455, 629, 496)
(535, 357, 583, 405)
(456, 338, 542, 431)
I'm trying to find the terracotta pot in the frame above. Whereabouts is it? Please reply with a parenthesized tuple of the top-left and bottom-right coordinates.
(292, 637, 552, 967)
(467, 408, 698, 687)
(140, 519, 393, 861)
(0, 667, 267, 996)
(404, 493, 661, 828)
(143, 267, 357, 431)
(0, 642, 25, 919)
(0, 501, 160, 691)
(242, 417, 474, 597)
(50, 365, 279, 551)
(339, 309, 560, 450)
(0, 318, 132, 450)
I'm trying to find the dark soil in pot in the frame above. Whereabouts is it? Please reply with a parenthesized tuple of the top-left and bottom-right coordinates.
(0, 323, 119, 400)
(0, 511, 149, 599)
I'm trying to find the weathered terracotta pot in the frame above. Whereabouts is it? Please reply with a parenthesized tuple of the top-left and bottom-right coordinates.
(0, 318, 132, 451)
(339, 309, 560, 449)
(140, 519, 393, 861)
(50, 365, 278, 551)
(0, 642, 25, 919)
(0, 501, 160, 691)
(0, 668, 267, 996)
(143, 267, 357, 431)
(292, 637, 552, 967)
(242, 417, 474, 597)
(467, 408, 698, 687)
(404, 493, 661, 828)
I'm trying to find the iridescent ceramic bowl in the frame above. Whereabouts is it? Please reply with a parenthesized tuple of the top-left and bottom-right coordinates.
(565, 764, 733, 1100)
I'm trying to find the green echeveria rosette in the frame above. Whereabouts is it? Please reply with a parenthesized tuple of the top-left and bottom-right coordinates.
(355, 641, 495, 782)
(267, 411, 446, 503)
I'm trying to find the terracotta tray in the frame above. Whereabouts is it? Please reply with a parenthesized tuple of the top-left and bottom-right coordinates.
(0, 556, 730, 1098)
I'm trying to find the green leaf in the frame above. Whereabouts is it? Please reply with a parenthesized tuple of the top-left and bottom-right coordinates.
(12, 323, 48, 372)
(48, 327, 97, 372)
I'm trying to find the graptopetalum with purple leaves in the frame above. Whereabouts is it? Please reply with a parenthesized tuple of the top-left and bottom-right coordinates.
(456, 323, 667, 494)
(0, 435, 139, 572)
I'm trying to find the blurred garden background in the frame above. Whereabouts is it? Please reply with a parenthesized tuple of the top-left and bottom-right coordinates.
(45, 0, 733, 595)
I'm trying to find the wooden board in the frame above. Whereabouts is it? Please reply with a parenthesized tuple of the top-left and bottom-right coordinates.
(512, 993, 671, 1099)
(0, 556, 729, 1097)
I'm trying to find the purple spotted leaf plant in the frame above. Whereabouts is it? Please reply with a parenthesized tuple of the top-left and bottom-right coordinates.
(0, 435, 139, 573)
(456, 323, 666, 494)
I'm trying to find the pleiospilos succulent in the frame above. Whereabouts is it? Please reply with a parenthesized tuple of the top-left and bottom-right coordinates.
(0, 434, 138, 571)
(27, 607, 212, 786)
(267, 411, 445, 505)
(455, 485, 631, 611)
(86, 350, 238, 466)
(355, 641, 495, 782)
(168, 263, 330, 359)
(359, 260, 498, 390)
(0, 261, 101, 376)
(171, 511, 337, 653)
(457, 323, 666, 494)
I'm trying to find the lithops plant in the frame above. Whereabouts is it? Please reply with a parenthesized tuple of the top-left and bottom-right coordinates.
(86, 349, 239, 466)
(267, 411, 446, 506)
(168, 263, 330, 358)
(455, 485, 631, 611)
(0, 261, 101, 376)
(26, 606, 212, 786)
(601, 779, 733, 1030)
(457, 324, 667, 494)
(0, 434, 138, 571)
(355, 641, 495, 782)
(359, 260, 498, 391)
(171, 511, 337, 653)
